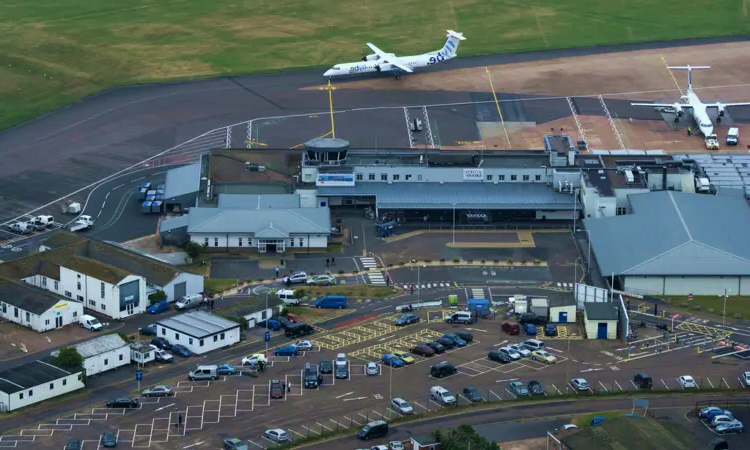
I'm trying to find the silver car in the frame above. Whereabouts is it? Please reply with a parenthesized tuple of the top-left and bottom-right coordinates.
(284, 272, 309, 284)
(142, 385, 174, 397)
(508, 344, 531, 357)
(306, 274, 334, 286)
(264, 429, 290, 442)
(391, 397, 414, 414)
(366, 362, 380, 376)
(570, 378, 590, 391)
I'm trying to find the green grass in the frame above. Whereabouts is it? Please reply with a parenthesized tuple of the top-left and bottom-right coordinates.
(659, 295, 750, 320)
(204, 277, 238, 293)
(1, 1, 749, 130)
(294, 284, 400, 299)
(573, 410, 627, 426)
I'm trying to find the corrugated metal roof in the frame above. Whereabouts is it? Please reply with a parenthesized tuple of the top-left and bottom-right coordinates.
(164, 163, 201, 199)
(584, 303, 618, 321)
(318, 183, 576, 210)
(157, 311, 239, 339)
(217, 194, 300, 209)
(159, 215, 189, 232)
(584, 191, 750, 276)
(187, 207, 330, 234)
(74, 334, 128, 358)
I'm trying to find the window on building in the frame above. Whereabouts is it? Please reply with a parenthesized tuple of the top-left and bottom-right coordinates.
(299, 238, 303, 247)
(49, 383, 54, 390)
(19, 393, 23, 400)
(77, 282, 81, 290)
(393, 174, 400, 181)
(535, 174, 542, 181)
(77, 274, 81, 279)
(42, 277, 47, 287)
(54, 280, 59, 290)
(368, 173, 375, 181)
(200, 339, 204, 347)
(248, 238, 252, 246)
(486, 174, 493, 181)
(214, 335, 218, 342)
(261, 311, 267, 320)
(204, 237, 209, 246)
(175, 333, 180, 340)
(25, 312, 30, 322)
(104, 359, 108, 366)
(101, 304, 106, 310)
(189, 338, 194, 345)
(100, 282, 105, 299)
(405, 174, 412, 181)
(289, 239, 294, 247)
(356, 173, 363, 181)
(65, 291, 71, 298)
(29, 390, 33, 397)
(45, 319, 50, 325)
(14, 307, 18, 318)
(510, 175, 517, 181)
(304, 173, 312, 182)
(73, 311, 77, 318)
(238, 237, 243, 247)
(220, 333, 225, 340)
(89, 300, 95, 306)
(63, 379, 67, 386)
(162, 328, 166, 335)
(77, 374, 82, 381)
(523, 175, 530, 181)
(76, 295, 83, 301)
(498, 175, 505, 181)
(381, 173, 387, 181)
(119, 354, 123, 361)
(418, 174, 423, 181)
(214, 238, 219, 247)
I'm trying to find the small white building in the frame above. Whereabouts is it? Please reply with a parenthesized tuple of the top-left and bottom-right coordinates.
(156, 311, 240, 355)
(130, 342, 155, 365)
(583, 303, 618, 340)
(237, 296, 284, 328)
(0, 280, 83, 332)
(549, 296, 577, 324)
(0, 359, 84, 412)
(73, 334, 130, 376)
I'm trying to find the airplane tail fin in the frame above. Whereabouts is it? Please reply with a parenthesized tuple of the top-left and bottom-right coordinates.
(438, 30, 466, 58)
(668, 65, 710, 92)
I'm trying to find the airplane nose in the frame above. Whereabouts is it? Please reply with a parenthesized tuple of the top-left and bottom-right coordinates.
(323, 70, 332, 77)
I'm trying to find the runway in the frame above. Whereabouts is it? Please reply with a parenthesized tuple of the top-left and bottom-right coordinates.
(0, 35, 749, 225)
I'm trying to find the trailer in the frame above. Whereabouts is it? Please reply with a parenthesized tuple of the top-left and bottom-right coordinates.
(61, 201, 82, 214)
(530, 298, 549, 319)
(69, 215, 94, 232)
(510, 295, 528, 314)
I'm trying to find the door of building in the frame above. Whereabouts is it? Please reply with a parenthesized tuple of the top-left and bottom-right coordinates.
(597, 323, 607, 339)
(174, 282, 186, 300)
(127, 303, 135, 316)
(558, 311, 568, 323)
(55, 315, 63, 328)
(267, 243, 277, 253)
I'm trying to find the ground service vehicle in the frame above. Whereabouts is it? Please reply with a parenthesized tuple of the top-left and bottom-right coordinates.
(69, 215, 94, 232)
(80, 314, 103, 331)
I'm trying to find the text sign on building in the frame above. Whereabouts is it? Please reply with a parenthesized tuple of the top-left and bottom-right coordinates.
(316, 173, 355, 187)
(462, 168, 484, 181)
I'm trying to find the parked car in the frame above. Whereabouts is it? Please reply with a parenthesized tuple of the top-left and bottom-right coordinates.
(715, 421, 744, 434)
(424, 341, 446, 354)
(274, 345, 299, 357)
(528, 380, 545, 396)
(65, 439, 82, 450)
(508, 344, 531, 357)
(101, 432, 117, 448)
(264, 429, 290, 443)
(544, 323, 558, 336)
(524, 323, 537, 336)
(171, 344, 192, 357)
(335, 363, 349, 379)
(742, 371, 750, 386)
(699, 406, 727, 419)
(395, 313, 421, 326)
(509, 381, 529, 396)
(147, 300, 170, 314)
(382, 354, 405, 368)
(633, 373, 653, 389)
(678, 375, 696, 388)
(223, 438, 248, 450)
(442, 333, 467, 347)
(429, 361, 457, 378)
(295, 340, 314, 351)
(391, 351, 414, 364)
(151, 337, 171, 350)
(711, 415, 737, 427)
(319, 360, 333, 373)
(283, 272, 309, 284)
(454, 331, 474, 342)
(435, 337, 457, 349)
(705, 409, 733, 422)
(430, 386, 456, 405)
(531, 350, 557, 364)
(286, 313, 300, 323)
(488, 350, 511, 364)
(411, 344, 435, 357)
(139, 324, 157, 336)
(217, 364, 237, 375)
(591, 417, 607, 426)
(391, 397, 414, 414)
(570, 378, 590, 391)
(142, 385, 174, 397)
(242, 354, 269, 366)
(499, 347, 521, 360)
(462, 386, 483, 402)
(502, 321, 520, 335)
(272, 316, 292, 329)
(150, 345, 174, 363)
(519, 312, 546, 326)
(389, 441, 405, 450)
(366, 362, 380, 375)
(270, 380, 284, 399)
(106, 397, 139, 408)
(306, 274, 334, 286)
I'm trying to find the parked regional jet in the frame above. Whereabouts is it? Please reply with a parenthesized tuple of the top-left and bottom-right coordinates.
(323, 30, 466, 79)
(630, 65, 750, 148)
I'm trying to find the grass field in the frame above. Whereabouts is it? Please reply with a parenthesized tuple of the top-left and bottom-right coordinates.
(1, 1, 748, 130)
(660, 294, 750, 320)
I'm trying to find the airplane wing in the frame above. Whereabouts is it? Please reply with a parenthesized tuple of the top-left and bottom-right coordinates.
(366, 43, 389, 58)
(630, 102, 693, 109)
(389, 61, 413, 73)
(705, 102, 750, 108)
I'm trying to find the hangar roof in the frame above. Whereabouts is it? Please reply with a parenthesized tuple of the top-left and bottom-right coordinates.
(164, 163, 201, 199)
(186, 207, 330, 234)
(157, 311, 240, 339)
(318, 183, 576, 210)
(584, 191, 750, 276)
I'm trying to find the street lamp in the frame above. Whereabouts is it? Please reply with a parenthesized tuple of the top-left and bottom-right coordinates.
(452, 202, 457, 245)
(722, 288, 731, 329)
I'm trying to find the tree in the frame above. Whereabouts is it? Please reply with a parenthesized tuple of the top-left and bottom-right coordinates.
(433, 424, 498, 450)
(185, 241, 204, 259)
(148, 290, 167, 304)
(54, 347, 83, 369)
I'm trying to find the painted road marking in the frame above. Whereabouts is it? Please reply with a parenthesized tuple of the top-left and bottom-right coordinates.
(496, 378, 519, 383)
(316, 422, 332, 432)
(247, 440, 265, 449)
(301, 425, 319, 435)
(343, 397, 366, 401)
(331, 419, 348, 429)
(344, 416, 361, 426)
(413, 401, 428, 411)
(335, 392, 353, 399)
(183, 442, 204, 449)
(489, 390, 502, 400)
(154, 403, 175, 412)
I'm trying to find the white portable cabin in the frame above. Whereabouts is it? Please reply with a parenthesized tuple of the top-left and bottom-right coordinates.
(73, 334, 130, 376)
(130, 342, 155, 365)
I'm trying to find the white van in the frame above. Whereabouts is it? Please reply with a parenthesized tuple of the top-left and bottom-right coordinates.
(430, 386, 456, 405)
(80, 314, 103, 331)
(189, 365, 218, 381)
(277, 289, 300, 306)
(444, 311, 474, 324)
(176, 294, 204, 310)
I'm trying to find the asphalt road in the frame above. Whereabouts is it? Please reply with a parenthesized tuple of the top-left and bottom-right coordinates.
(1, 36, 749, 223)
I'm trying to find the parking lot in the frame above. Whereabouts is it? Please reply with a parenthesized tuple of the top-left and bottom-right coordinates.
(4, 309, 749, 450)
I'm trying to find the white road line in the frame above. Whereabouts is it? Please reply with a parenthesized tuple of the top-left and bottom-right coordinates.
(489, 390, 502, 400)
(247, 439, 265, 448)
(707, 378, 715, 388)
(330, 419, 348, 429)
(551, 384, 562, 395)
(104, 192, 110, 200)
(101, 201, 106, 209)
(154, 403, 175, 413)
(288, 429, 306, 439)
(335, 392, 353, 399)
(301, 425, 319, 436)
(496, 378, 518, 383)
(504, 388, 517, 399)
(131, 177, 145, 183)
(374, 306, 390, 312)
(412, 401, 428, 411)
(182, 442, 204, 449)
(598, 381, 609, 392)
(614, 381, 623, 391)
(316, 422, 332, 432)
(343, 416, 361, 426)
(153, 171, 166, 175)
(112, 184, 124, 190)
(662, 379, 670, 390)
(260, 436, 277, 446)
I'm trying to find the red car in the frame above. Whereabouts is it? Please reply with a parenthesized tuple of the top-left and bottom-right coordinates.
(270, 379, 284, 399)
(410, 344, 435, 357)
(286, 313, 299, 323)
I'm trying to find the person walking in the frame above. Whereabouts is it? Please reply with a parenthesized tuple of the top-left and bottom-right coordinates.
(410, 284, 415, 295)
(210, 299, 215, 310)
(287, 383, 292, 393)
(331, 256, 335, 266)
(326, 258, 330, 268)
(275, 267, 280, 278)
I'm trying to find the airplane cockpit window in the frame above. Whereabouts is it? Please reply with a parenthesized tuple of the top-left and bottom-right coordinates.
(701, 123, 711, 127)
(332, 66, 341, 70)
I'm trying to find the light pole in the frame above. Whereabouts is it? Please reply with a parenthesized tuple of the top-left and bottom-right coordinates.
(388, 364, 393, 419)
(452, 202, 457, 245)
(722, 288, 731, 329)
(265, 290, 269, 356)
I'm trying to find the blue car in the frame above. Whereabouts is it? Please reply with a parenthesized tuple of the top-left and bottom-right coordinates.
(171, 344, 192, 357)
(524, 323, 537, 336)
(217, 364, 237, 375)
(147, 300, 170, 314)
(544, 323, 557, 337)
(274, 345, 299, 357)
(443, 334, 467, 347)
(381, 354, 404, 368)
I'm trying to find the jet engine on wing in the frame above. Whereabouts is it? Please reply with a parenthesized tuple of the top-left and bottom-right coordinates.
(362, 54, 380, 62)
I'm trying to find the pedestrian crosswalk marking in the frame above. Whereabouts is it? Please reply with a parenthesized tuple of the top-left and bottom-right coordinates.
(368, 272, 386, 285)
(360, 257, 378, 268)
(470, 288, 485, 299)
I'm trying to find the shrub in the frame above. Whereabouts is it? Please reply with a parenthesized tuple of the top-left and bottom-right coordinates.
(387, 263, 394, 267)
(325, 270, 331, 275)
(353, 269, 359, 274)
(533, 259, 541, 265)
(466, 259, 473, 263)
(440, 258, 445, 263)
(54, 347, 83, 368)
(184, 241, 203, 259)
(424, 259, 432, 263)
(493, 259, 500, 264)
(399, 261, 406, 266)
(734, 313, 743, 319)
(520, 260, 527, 265)
(246, 279, 254, 284)
(257, 278, 264, 282)
(148, 290, 167, 304)
(453, 258, 460, 263)
(693, 305, 702, 311)
(338, 270, 345, 274)
(480, 259, 486, 263)
(280, 307, 290, 316)
(507, 259, 514, 264)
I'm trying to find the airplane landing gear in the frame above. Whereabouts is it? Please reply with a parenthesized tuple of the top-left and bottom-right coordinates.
(674, 117, 680, 123)
(395, 75, 401, 80)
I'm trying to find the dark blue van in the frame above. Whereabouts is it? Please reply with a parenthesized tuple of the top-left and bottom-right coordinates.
(315, 295, 347, 309)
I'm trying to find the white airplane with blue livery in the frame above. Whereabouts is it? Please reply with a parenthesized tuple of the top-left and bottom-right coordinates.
(324, 30, 466, 79)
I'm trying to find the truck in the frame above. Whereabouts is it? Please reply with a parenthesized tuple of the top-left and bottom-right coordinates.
(704, 134, 719, 150)
(530, 298, 549, 320)
(510, 295, 528, 314)
(9, 222, 31, 234)
(696, 177, 711, 193)
(727, 127, 739, 146)
(69, 215, 94, 232)
(61, 201, 82, 214)
(32, 215, 55, 229)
